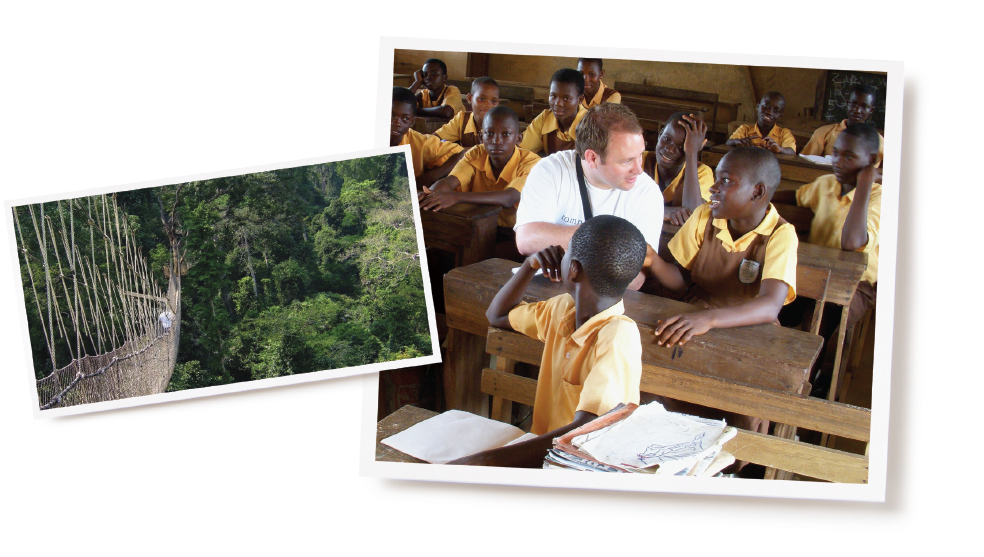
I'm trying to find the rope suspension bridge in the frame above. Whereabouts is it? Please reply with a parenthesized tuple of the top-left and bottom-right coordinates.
(14, 194, 182, 410)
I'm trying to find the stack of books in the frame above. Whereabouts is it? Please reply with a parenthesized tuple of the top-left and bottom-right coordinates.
(545, 402, 737, 476)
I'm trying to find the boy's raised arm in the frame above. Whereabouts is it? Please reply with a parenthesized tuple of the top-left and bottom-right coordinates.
(841, 165, 880, 251)
(486, 246, 565, 328)
(679, 115, 707, 213)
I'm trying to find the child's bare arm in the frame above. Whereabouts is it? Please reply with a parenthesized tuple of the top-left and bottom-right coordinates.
(485, 246, 565, 328)
(647, 252, 688, 294)
(447, 410, 597, 468)
(409, 70, 424, 93)
(841, 165, 880, 251)
(417, 104, 455, 119)
(419, 188, 520, 212)
(416, 151, 466, 188)
(679, 115, 707, 212)
(654, 278, 789, 346)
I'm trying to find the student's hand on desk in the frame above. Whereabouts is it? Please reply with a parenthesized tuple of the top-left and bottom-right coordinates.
(529, 245, 565, 282)
(655, 312, 714, 346)
(762, 137, 782, 153)
(418, 187, 459, 211)
(681, 114, 708, 155)
(666, 207, 692, 226)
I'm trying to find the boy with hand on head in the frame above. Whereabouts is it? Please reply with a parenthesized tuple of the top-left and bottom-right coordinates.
(391, 87, 465, 188)
(433, 77, 500, 149)
(409, 58, 465, 119)
(775, 124, 881, 394)
(727, 92, 796, 155)
(448, 215, 648, 468)
(648, 147, 798, 348)
(419, 107, 539, 228)
(578, 58, 621, 109)
(519, 69, 588, 157)
(801, 84, 884, 163)
(642, 112, 715, 225)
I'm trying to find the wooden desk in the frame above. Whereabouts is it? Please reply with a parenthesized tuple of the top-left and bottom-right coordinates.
(376, 405, 437, 463)
(443, 258, 823, 415)
(413, 116, 451, 135)
(702, 144, 832, 189)
(420, 201, 501, 268)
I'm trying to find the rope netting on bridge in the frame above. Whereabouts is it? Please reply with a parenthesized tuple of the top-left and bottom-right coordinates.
(13, 194, 181, 410)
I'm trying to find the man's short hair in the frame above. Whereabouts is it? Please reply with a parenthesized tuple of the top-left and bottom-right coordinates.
(842, 122, 881, 155)
(725, 147, 783, 194)
(471, 76, 499, 93)
(423, 58, 448, 74)
(569, 215, 647, 298)
(578, 58, 603, 70)
(393, 86, 417, 111)
(575, 104, 644, 162)
(482, 106, 519, 129)
(848, 83, 878, 100)
(550, 68, 585, 96)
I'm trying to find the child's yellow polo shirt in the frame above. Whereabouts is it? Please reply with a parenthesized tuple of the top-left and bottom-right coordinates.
(669, 203, 799, 304)
(796, 174, 882, 285)
(581, 81, 622, 109)
(398, 129, 464, 177)
(518, 105, 588, 155)
(434, 111, 481, 144)
(448, 145, 541, 227)
(642, 152, 716, 204)
(730, 123, 797, 151)
(418, 85, 465, 115)
(508, 294, 642, 435)
(801, 120, 884, 162)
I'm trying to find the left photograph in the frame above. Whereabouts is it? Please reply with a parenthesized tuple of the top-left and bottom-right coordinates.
(10, 148, 438, 416)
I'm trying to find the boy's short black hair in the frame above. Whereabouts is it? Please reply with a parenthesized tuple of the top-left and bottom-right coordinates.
(483, 106, 519, 129)
(762, 91, 786, 104)
(568, 215, 647, 298)
(551, 68, 585, 96)
(578, 58, 603, 70)
(848, 83, 878, 100)
(727, 147, 782, 195)
(664, 111, 691, 131)
(393, 86, 417, 114)
(841, 122, 880, 155)
(423, 58, 448, 75)
(471, 76, 499, 93)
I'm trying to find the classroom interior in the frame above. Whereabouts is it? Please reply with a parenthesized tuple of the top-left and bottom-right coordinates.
(377, 49, 887, 482)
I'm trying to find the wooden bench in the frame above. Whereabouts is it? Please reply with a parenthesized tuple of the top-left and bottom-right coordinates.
(615, 81, 740, 142)
(481, 326, 870, 483)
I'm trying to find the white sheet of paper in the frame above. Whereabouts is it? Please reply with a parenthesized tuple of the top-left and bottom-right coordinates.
(381, 410, 528, 464)
(573, 403, 736, 471)
(511, 266, 543, 276)
(798, 154, 834, 166)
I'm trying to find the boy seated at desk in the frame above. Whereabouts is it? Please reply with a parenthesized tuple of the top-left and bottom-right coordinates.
(448, 215, 648, 468)
(774, 123, 881, 397)
(433, 77, 500, 149)
(519, 68, 589, 157)
(648, 147, 797, 438)
(578, 58, 621, 109)
(727, 92, 797, 155)
(801, 84, 884, 164)
(419, 106, 539, 229)
(391, 86, 465, 188)
(642, 112, 715, 226)
(409, 58, 464, 119)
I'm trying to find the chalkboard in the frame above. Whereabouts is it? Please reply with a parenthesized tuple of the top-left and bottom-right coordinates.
(819, 70, 888, 130)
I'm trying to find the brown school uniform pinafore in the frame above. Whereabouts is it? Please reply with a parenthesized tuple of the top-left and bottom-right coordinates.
(458, 111, 480, 149)
(685, 213, 789, 312)
(544, 131, 575, 155)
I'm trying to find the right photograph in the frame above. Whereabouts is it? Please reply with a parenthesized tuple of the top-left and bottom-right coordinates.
(373, 43, 899, 495)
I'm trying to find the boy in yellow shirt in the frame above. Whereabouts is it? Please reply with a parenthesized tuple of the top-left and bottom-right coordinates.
(519, 69, 588, 156)
(409, 58, 464, 119)
(774, 123, 881, 398)
(391, 87, 464, 187)
(433, 77, 500, 149)
(801, 84, 884, 163)
(648, 147, 798, 437)
(419, 107, 539, 229)
(642, 112, 716, 225)
(578, 58, 621, 109)
(449, 215, 647, 467)
(727, 92, 796, 155)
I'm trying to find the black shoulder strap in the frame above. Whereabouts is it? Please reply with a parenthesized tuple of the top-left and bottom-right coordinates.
(575, 156, 593, 221)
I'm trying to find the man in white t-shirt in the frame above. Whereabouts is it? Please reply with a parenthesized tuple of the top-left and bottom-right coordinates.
(514, 103, 665, 257)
